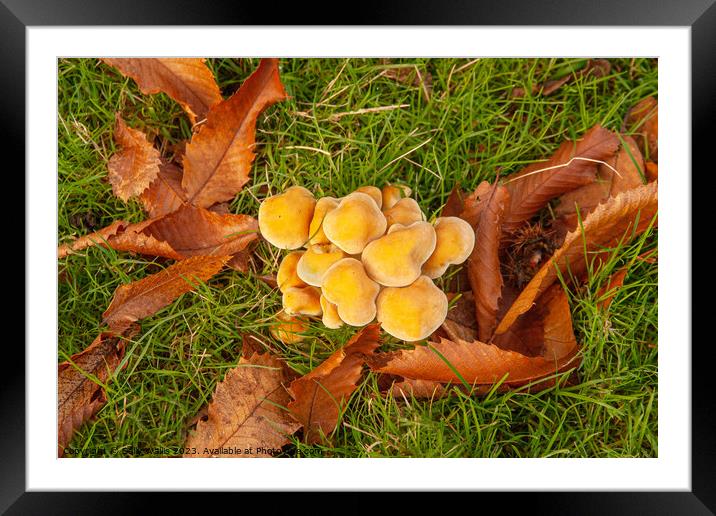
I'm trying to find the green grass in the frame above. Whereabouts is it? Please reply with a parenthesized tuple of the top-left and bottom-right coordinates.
(58, 57, 658, 458)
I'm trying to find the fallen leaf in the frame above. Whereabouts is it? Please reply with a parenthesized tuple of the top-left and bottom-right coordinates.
(102, 254, 230, 332)
(636, 248, 658, 264)
(371, 285, 579, 388)
(389, 377, 449, 399)
(502, 125, 620, 232)
(102, 58, 222, 124)
(103, 219, 182, 260)
(58, 220, 127, 258)
(226, 246, 254, 273)
(438, 317, 477, 343)
(184, 351, 300, 457)
(443, 292, 478, 333)
(466, 182, 510, 341)
(182, 58, 287, 208)
(495, 181, 657, 335)
(58, 205, 258, 262)
(257, 273, 279, 289)
(622, 96, 658, 162)
(512, 59, 611, 98)
(107, 114, 161, 202)
(287, 324, 381, 444)
(57, 219, 182, 260)
(512, 75, 570, 99)
(554, 135, 645, 236)
(208, 202, 231, 215)
(491, 295, 545, 357)
(169, 140, 187, 165)
(645, 161, 658, 182)
(382, 65, 433, 101)
(582, 59, 612, 79)
(139, 161, 188, 218)
(141, 204, 259, 258)
(459, 180, 492, 227)
(58, 332, 126, 456)
(596, 268, 629, 311)
(441, 185, 467, 218)
(240, 333, 266, 359)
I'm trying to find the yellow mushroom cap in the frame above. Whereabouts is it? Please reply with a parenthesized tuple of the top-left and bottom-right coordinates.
(320, 294, 344, 329)
(322, 192, 388, 254)
(277, 251, 307, 292)
(270, 311, 307, 344)
(361, 221, 437, 287)
(258, 186, 316, 249)
(383, 197, 424, 228)
(376, 275, 448, 341)
(422, 216, 476, 278)
(322, 257, 381, 326)
(381, 184, 412, 210)
(355, 186, 383, 209)
(282, 286, 323, 316)
(296, 244, 348, 287)
(308, 196, 340, 246)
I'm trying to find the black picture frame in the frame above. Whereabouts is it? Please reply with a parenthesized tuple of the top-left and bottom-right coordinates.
(7, 0, 709, 513)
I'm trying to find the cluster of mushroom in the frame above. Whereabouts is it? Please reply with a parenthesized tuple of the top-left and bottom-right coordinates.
(258, 184, 475, 343)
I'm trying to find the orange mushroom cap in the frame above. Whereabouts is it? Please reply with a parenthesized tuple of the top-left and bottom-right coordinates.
(422, 216, 476, 278)
(322, 192, 388, 254)
(361, 221, 437, 287)
(376, 276, 448, 341)
(258, 186, 316, 249)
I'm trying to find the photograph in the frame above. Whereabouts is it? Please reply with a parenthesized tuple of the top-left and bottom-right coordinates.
(56, 57, 658, 459)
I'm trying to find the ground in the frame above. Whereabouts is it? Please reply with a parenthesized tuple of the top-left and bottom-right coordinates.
(57, 57, 658, 458)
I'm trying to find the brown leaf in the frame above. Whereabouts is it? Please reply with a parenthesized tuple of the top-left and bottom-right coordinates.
(459, 180, 493, 227)
(645, 161, 658, 182)
(58, 205, 258, 262)
(102, 58, 222, 124)
(257, 273, 279, 289)
(102, 254, 229, 332)
(287, 324, 381, 444)
(512, 74, 571, 99)
(240, 333, 266, 359)
(512, 59, 611, 98)
(139, 162, 188, 218)
(107, 114, 161, 201)
(495, 181, 657, 335)
(58, 333, 126, 456)
(58, 220, 126, 258)
(382, 65, 433, 101)
(182, 58, 287, 208)
(596, 268, 629, 311)
(441, 185, 466, 217)
(623, 96, 658, 162)
(443, 292, 478, 333)
(388, 377, 449, 399)
(384, 375, 510, 399)
(208, 202, 231, 215)
(103, 219, 183, 260)
(537, 75, 571, 97)
(226, 247, 254, 273)
(492, 294, 545, 357)
(371, 285, 579, 388)
(57, 219, 182, 260)
(184, 351, 300, 457)
(466, 183, 509, 341)
(437, 318, 476, 344)
(141, 204, 259, 258)
(502, 125, 620, 231)
(554, 135, 645, 236)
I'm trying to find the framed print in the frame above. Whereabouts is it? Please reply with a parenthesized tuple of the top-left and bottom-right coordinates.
(6, 0, 711, 512)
